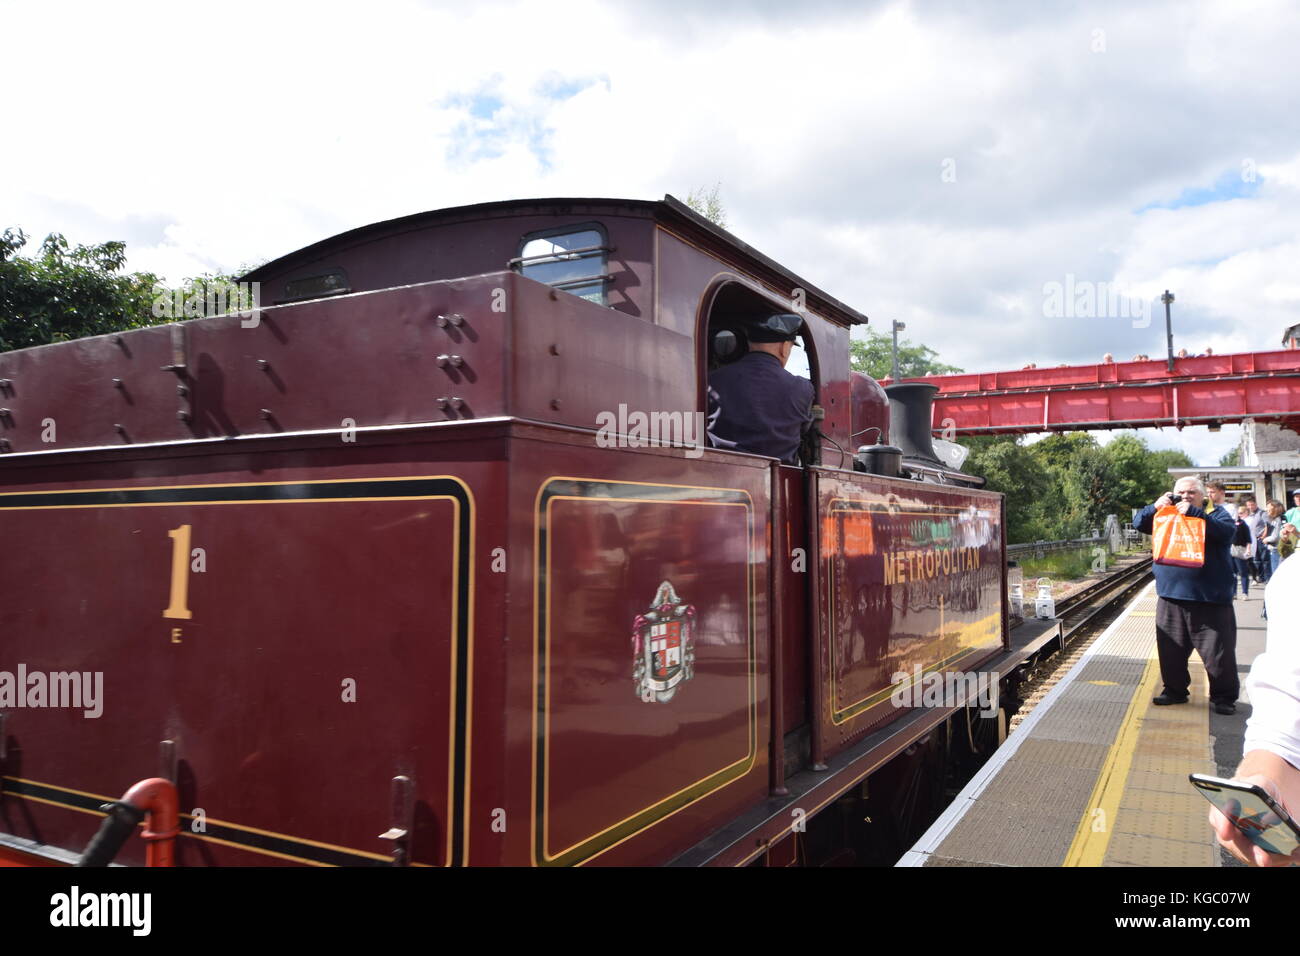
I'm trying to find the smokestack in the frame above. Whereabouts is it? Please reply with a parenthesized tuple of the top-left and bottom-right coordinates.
(884, 382, 943, 467)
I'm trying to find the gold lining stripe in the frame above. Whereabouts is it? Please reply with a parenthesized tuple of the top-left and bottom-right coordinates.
(1, 777, 389, 865)
(531, 476, 758, 866)
(544, 497, 753, 862)
(5, 774, 114, 801)
(179, 832, 333, 867)
(824, 499, 1002, 725)
(3, 790, 109, 819)
(2, 474, 473, 867)
(0, 476, 459, 496)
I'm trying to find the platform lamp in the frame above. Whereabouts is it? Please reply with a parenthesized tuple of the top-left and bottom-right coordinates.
(1162, 290, 1175, 373)
(891, 320, 906, 381)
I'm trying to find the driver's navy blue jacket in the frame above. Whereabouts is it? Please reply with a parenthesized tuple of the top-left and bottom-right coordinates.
(707, 351, 814, 465)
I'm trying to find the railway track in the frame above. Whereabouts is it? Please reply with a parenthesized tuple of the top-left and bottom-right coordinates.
(1055, 555, 1154, 641)
(1009, 555, 1153, 733)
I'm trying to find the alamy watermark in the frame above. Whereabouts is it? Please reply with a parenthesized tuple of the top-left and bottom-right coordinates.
(50, 886, 150, 936)
(152, 280, 261, 328)
(595, 404, 705, 458)
(1042, 274, 1150, 328)
(890, 665, 999, 718)
(0, 665, 102, 718)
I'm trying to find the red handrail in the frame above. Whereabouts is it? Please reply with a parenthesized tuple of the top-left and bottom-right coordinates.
(120, 777, 179, 867)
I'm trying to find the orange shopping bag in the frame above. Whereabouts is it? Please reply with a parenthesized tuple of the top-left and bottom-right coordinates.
(1152, 505, 1205, 567)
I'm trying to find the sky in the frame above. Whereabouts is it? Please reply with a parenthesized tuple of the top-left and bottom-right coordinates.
(3, 0, 1296, 466)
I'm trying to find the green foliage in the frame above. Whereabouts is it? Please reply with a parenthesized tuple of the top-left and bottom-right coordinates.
(1044, 435, 1119, 537)
(0, 228, 267, 353)
(0, 229, 163, 352)
(964, 431, 1192, 544)
(1017, 548, 1095, 582)
(1104, 434, 1154, 507)
(1107, 434, 1193, 507)
(964, 439, 1054, 543)
(849, 329, 963, 380)
(685, 183, 727, 227)
(162, 269, 261, 320)
(1219, 446, 1242, 466)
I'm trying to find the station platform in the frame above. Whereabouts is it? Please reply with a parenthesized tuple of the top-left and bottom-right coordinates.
(899, 580, 1266, 867)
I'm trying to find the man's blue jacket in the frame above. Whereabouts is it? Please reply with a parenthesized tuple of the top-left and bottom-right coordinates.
(1133, 502, 1235, 605)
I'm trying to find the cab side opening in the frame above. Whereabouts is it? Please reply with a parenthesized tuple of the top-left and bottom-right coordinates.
(699, 279, 819, 420)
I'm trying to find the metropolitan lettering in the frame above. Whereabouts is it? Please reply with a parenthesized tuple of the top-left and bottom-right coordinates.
(883, 546, 981, 585)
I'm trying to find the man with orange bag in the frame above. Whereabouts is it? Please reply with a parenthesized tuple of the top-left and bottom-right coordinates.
(1133, 476, 1239, 715)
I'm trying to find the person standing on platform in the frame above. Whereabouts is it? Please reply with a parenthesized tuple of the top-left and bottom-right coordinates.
(1207, 482, 1238, 596)
(1285, 489, 1300, 528)
(1261, 501, 1285, 621)
(1206, 481, 1236, 518)
(1281, 523, 1298, 562)
(1230, 510, 1255, 599)
(1209, 552, 1300, 866)
(1262, 501, 1285, 577)
(1133, 477, 1239, 715)
(1241, 497, 1267, 583)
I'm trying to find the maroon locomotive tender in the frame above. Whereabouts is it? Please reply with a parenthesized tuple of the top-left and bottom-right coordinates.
(0, 196, 1034, 867)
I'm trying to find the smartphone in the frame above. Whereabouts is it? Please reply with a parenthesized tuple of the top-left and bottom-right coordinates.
(1190, 773, 1300, 857)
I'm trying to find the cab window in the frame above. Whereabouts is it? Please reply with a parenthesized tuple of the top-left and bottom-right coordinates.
(786, 338, 811, 381)
(512, 226, 609, 305)
(281, 268, 350, 304)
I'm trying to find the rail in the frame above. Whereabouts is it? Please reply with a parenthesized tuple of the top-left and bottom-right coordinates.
(1007, 528, 1145, 558)
(76, 777, 179, 867)
(1054, 557, 1154, 642)
(1007, 535, 1105, 557)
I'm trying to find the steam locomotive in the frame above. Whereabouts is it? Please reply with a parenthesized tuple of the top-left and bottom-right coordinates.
(0, 196, 1028, 867)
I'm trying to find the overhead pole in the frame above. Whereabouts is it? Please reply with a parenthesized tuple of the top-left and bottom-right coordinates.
(1162, 290, 1176, 373)
(891, 320, 906, 381)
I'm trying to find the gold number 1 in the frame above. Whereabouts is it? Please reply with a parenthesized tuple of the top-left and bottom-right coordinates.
(163, 524, 194, 620)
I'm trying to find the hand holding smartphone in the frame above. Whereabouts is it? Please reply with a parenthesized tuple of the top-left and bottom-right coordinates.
(1191, 773, 1300, 862)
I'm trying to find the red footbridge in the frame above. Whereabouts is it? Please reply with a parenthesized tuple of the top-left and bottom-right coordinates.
(892, 349, 1300, 436)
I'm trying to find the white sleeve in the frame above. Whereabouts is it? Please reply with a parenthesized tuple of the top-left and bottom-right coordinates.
(1244, 557, 1300, 768)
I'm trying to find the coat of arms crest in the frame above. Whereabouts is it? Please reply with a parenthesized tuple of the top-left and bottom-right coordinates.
(631, 581, 697, 703)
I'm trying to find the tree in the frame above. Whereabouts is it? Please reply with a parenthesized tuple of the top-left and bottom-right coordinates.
(849, 329, 962, 381)
(1026, 433, 1119, 538)
(965, 438, 1053, 542)
(1104, 434, 1157, 509)
(1056, 444, 1120, 536)
(0, 229, 162, 352)
(685, 183, 727, 227)
(1105, 433, 1193, 511)
(1, 228, 267, 353)
(1149, 449, 1195, 492)
(160, 268, 263, 321)
(1219, 446, 1241, 467)
(963, 432, 1197, 543)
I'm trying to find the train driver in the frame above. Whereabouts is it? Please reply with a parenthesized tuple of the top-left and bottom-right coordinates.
(707, 312, 815, 465)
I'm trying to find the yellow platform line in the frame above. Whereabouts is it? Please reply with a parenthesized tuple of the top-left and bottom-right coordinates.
(1063, 649, 1162, 866)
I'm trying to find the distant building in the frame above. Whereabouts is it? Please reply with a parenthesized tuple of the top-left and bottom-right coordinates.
(1167, 462, 1271, 507)
(1167, 325, 1300, 502)
(1168, 420, 1299, 506)
(1239, 419, 1300, 501)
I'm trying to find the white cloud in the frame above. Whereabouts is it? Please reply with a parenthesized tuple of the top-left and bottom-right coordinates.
(3, 0, 1299, 466)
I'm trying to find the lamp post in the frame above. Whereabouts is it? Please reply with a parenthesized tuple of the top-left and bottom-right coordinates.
(891, 320, 906, 381)
(1162, 290, 1175, 373)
